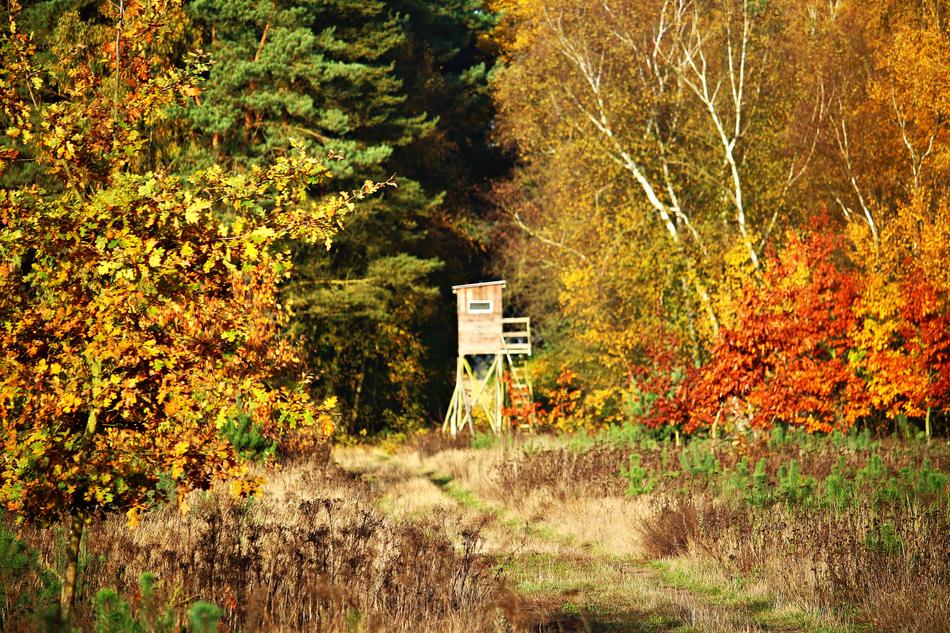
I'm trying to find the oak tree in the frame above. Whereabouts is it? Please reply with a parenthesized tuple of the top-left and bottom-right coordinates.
(0, 0, 380, 617)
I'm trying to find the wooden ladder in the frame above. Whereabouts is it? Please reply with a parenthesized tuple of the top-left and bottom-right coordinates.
(504, 356, 536, 431)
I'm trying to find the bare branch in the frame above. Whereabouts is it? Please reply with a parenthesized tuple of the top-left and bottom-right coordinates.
(507, 209, 589, 262)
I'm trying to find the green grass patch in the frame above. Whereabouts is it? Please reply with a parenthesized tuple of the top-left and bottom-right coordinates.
(647, 559, 865, 633)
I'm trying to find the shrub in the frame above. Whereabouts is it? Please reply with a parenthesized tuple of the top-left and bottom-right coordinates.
(776, 460, 816, 507)
(821, 457, 854, 512)
(90, 573, 191, 633)
(863, 521, 904, 556)
(621, 454, 655, 496)
(678, 442, 719, 479)
(402, 429, 472, 456)
(748, 458, 772, 507)
(0, 519, 59, 630)
(221, 409, 276, 461)
(636, 498, 700, 557)
(187, 603, 222, 633)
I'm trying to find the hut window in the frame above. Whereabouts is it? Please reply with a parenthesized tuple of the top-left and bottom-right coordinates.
(468, 300, 492, 313)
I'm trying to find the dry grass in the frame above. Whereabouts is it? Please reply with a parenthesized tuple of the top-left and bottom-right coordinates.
(9, 430, 945, 633)
(536, 496, 648, 557)
(402, 431, 950, 633)
(380, 477, 459, 519)
(494, 446, 632, 502)
(389, 443, 650, 558)
(367, 440, 842, 632)
(682, 491, 950, 632)
(416, 447, 508, 498)
(13, 456, 506, 632)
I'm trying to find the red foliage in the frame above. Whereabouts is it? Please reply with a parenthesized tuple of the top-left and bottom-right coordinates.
(654, 224, 873, 433)
(632, 330, 694, 430)
(501, 372, 543, 429)
(859, 268, 950, 418)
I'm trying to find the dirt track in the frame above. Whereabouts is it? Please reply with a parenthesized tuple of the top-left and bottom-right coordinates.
(334, 445, 837, 633)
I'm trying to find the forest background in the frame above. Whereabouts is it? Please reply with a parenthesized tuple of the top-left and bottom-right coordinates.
(5, 0, 950, 443)
(5, 0, 510, 440)
(491, 0, 950, 440)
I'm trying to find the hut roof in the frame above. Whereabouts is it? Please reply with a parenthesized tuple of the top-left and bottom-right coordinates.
(451, 280, 506, 292)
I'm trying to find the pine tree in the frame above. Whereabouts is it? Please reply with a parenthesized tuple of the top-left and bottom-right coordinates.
(16, 0, 505, 433)
(182, 0, 504, 433)
(182, 0, 433, 174)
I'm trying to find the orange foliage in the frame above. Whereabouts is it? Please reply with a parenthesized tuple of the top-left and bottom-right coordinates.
(532, 367, 586, 433)
(649, 211, 950, 434)
(652, 220, 869, 433)
(0, 0, 382, 528)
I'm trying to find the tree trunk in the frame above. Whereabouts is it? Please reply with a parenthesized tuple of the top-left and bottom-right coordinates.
(61, 371, 100, 622)
(351, 365, 365, 433)
(59, 510, 85, 623)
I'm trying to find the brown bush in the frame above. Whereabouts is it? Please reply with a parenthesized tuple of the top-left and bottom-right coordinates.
(635, 497, 704, 558)
(403, 429, 473, 457)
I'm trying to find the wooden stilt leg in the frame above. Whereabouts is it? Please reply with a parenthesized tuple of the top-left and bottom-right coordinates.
(455, 356, 463, 436)
(496, 353, 504, 435)
(443, 380, 458, 436)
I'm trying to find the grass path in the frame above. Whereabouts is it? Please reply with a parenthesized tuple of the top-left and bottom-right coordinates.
(334, 446, 854, 633)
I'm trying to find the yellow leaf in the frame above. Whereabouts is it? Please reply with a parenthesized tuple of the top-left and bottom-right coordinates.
(185, 197, 210, 224)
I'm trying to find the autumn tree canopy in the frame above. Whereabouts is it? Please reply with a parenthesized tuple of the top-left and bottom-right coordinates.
(14, 0, 507, 436)
(0, 0, 382, 613)
(492, 0, 950, 434)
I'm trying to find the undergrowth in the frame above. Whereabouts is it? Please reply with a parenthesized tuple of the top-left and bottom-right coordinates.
(5, 457, 503, 632)
(492, 426, 950, 633)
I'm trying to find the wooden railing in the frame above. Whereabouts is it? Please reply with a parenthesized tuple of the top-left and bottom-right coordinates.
(501, 317, 531, 355)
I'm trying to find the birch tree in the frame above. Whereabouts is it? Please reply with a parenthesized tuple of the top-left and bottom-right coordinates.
(493, 0, 819, 363)
(810, 0, 950, 254)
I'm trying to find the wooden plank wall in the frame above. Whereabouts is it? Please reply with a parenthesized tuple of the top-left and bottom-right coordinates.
(457, 285, 503, 355)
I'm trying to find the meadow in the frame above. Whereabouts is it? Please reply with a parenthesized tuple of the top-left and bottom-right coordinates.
(4, 426, 947, 632)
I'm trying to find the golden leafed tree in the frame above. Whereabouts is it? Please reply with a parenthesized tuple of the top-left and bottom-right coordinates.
(0, 0, 381, 618)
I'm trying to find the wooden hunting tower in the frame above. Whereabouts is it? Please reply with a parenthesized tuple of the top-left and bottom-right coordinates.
(444, 281, 534, 436)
